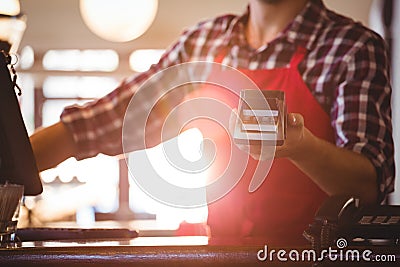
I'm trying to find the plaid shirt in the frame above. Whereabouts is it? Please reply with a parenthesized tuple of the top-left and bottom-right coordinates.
(61, 0, 394, 199)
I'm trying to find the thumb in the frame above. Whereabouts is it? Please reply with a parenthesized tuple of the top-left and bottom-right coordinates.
(288, 113, 304, 128)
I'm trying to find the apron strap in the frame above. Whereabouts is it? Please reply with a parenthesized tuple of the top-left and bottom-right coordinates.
(289, 46, 307, 68)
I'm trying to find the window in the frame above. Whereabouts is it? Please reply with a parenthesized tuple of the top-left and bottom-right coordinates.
(18, 47, 208, 232)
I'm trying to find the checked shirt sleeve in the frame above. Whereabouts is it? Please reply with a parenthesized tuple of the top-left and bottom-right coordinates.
(331, 33, 395, 203)
(60, 39, 189, 160)
(59, 15, 231, 160)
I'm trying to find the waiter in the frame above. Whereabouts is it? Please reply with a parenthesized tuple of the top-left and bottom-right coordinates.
(31, 0, 394, 245)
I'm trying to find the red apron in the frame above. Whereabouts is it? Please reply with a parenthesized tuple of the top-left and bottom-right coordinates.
(195, 47, 336, 246)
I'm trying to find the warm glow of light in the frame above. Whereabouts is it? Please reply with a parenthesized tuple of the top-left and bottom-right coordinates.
(42, 76, 118, 98)
(129, 128, 208, 224)
(178, 128, 204, 162)
(129, 49, 164, 72)
(0, 0, 26, 53)
(19, 45, 35, 69)
(0, 0, 20, 16)
(37, 155, 120, 222)
(57, 159, 76, 183)
(42, 49, 119, 72)
(39, 168, 58, 184)
(149, 128, 207, 189)
(80, 0, 158, 42)
(129, 236, 209, 246)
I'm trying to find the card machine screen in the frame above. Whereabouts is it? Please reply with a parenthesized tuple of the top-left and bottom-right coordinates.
(233, 90, 286, 146)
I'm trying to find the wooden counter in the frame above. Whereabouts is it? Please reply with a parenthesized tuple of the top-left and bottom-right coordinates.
(0, 237, 266, 267)
(0, 237, 399, 267)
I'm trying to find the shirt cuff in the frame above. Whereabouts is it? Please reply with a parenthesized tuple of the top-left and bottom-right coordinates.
(343, 141, 395, 203)
(60, 105, 101, 161)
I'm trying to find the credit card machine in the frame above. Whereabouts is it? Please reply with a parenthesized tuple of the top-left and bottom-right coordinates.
(233, 90, 287, 146)
(304, 195, 400, 251)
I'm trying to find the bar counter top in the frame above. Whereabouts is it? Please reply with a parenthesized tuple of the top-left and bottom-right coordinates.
(1, 236, 400, 267)
(0, 236, 266, 267)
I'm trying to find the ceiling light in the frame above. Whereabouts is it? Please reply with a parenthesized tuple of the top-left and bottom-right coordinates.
(0, 0, 20, 15)
(79, 0, 158, 43)
(0, 0, 26, 53)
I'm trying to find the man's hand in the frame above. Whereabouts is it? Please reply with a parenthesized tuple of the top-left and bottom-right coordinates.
(275, 113, 308, 159)
(229, 109, 378, 204)
(229, 110, 309, 161)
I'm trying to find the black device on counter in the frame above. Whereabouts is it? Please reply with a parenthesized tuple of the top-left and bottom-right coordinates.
(0, 51, 43, 196)
(233, 90, 286, 146)
(304, 195, 400, 251)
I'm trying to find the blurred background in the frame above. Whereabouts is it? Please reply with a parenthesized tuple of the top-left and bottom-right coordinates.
(3, 0, 398, 234)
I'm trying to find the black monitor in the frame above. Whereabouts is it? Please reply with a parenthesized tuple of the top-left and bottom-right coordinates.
(0, 51, 43, 196)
